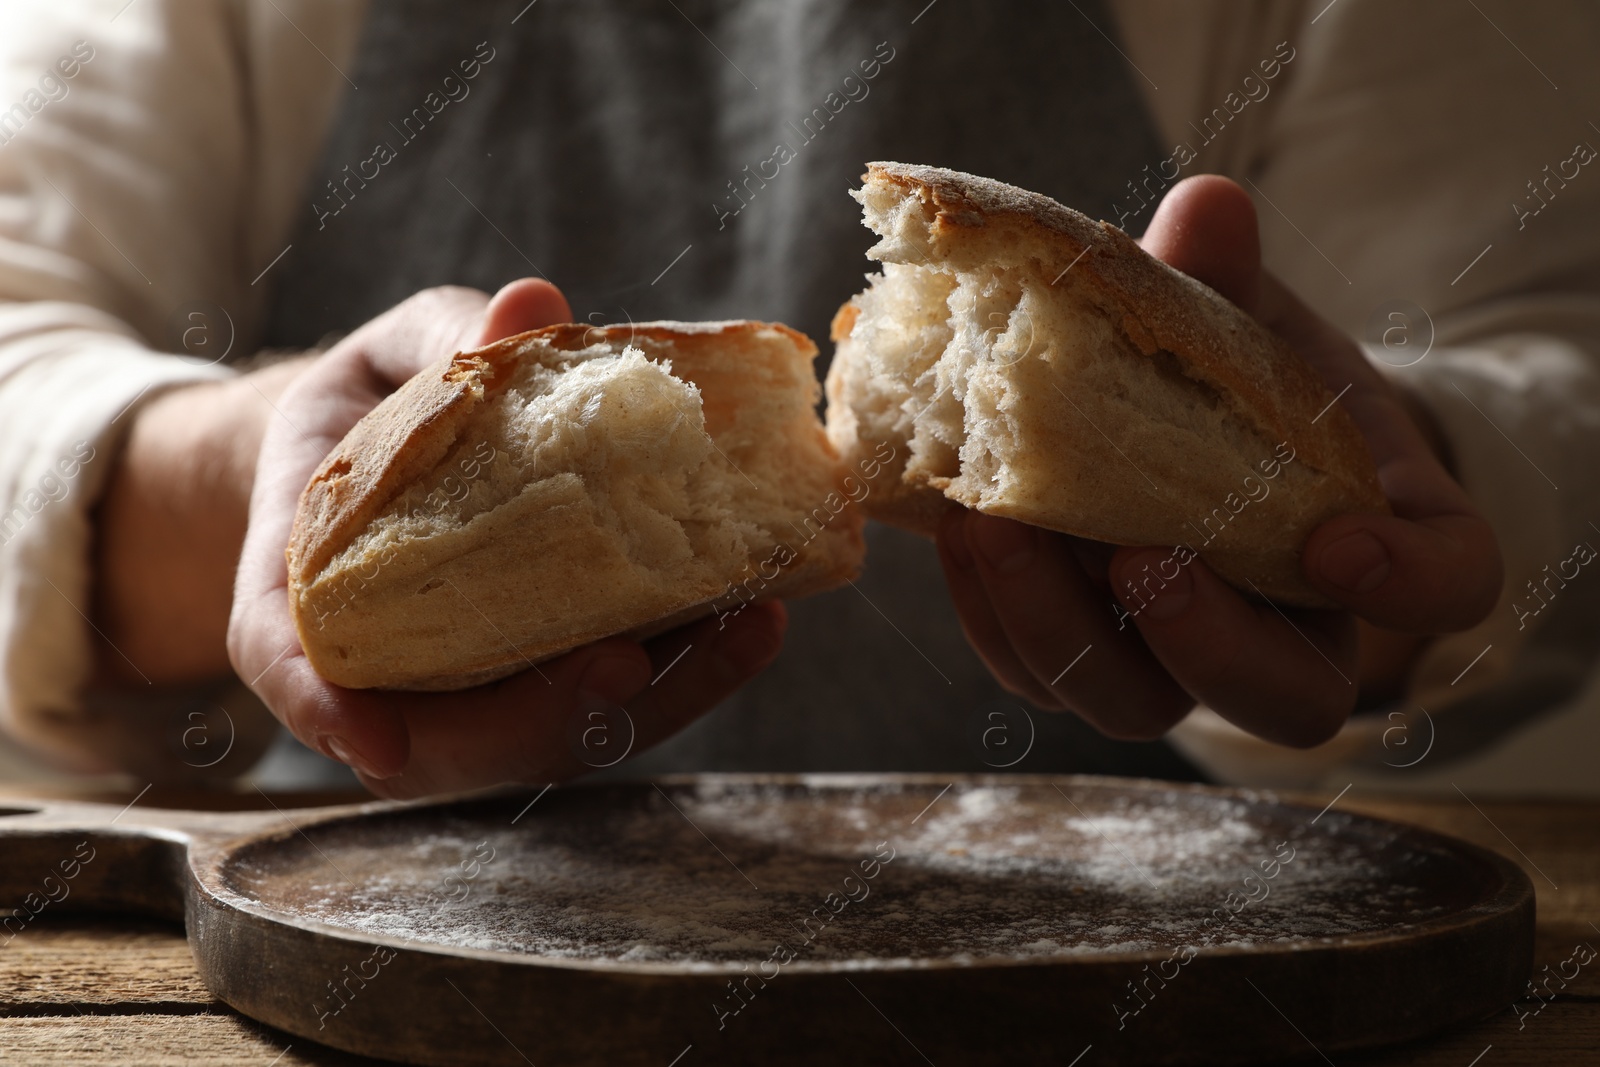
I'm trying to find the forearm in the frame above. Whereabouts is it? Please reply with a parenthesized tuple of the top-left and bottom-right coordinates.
(91, 356, 315, 686)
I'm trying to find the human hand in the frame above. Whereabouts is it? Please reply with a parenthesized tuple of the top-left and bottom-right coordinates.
(936, 176, 1502, 747)
(228, 280, 787, 797)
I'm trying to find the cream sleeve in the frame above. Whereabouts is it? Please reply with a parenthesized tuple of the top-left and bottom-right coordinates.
(0, 0, 362, 776)
(1114, 0, 1600, 794)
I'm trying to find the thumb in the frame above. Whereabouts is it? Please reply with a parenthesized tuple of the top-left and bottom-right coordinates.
(1140, 175, 1263, 315)
(478, 278, 573, 345)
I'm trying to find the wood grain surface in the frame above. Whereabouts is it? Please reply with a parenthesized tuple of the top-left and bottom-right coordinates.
(0, 786, 1593, 1066)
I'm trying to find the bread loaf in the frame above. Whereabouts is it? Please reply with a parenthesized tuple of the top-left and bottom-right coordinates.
(289, 321, 865, 690)
(824, 162, 1388, 607)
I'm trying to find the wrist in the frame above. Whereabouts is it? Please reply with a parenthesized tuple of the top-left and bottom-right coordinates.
(92, 356, 315, 686)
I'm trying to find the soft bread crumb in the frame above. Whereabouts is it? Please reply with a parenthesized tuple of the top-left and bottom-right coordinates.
(332, 347, 764, 598)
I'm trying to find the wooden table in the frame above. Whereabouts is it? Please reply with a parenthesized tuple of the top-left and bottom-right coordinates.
(0, 785, 1594, 1065)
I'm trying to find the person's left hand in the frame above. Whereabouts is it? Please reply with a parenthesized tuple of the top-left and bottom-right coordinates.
(935, 175, 1503, 748)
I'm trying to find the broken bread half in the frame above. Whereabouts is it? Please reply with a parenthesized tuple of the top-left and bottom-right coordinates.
(289, 321, 865, 690)
(825, 162, 1388, 608)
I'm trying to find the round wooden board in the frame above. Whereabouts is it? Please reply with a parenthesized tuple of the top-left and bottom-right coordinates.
(0, 775, 1533, 1065)
(190, 775, 1532, 1065)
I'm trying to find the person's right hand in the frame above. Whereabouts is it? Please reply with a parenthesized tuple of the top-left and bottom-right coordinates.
(934, 176, 1502, 749)
(228, 280, 787, 798)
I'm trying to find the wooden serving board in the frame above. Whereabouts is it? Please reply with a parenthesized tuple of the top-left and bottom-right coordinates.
(0, 775, 1532, 1065)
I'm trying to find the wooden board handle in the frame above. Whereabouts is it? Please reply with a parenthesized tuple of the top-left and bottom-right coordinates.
(0, 799, 333, 929)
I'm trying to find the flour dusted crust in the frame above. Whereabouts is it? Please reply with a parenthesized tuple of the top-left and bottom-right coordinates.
(825, 162, 1388, 607)
(290, 321, 865, 690)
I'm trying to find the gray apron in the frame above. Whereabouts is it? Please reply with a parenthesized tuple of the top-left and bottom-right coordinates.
(265, 0, 1201, 779)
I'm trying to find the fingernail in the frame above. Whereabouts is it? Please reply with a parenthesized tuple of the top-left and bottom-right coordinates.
(1319, 531, 1390, 595)
(1132, 559, 1193, 621)
(970, 515, 1036, 574)
(940, 513, 975, 570)
(712, 613, 784, 683)
(322, 735, 394, 781)
(578, 654, 653, 706)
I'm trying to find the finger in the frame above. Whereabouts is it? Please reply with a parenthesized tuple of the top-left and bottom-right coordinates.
(256, 290, 493, 466)
(1112, 547, 1359, 747)
(227, 345, 415, 729)
(228, 484, 412, 781)
(358, 602, 786, 799)
(1142, 179, 1409, 474)
(1142, 179, 1398, 450)
(477, 278, 573, 344)
(937, 510, 1063, 710)
(629, 600, 788, 746)
(958, 511, 1195, 739)
(1144, 178, 1395, 438)
(227, 366, 413, 771)
(276, 657, 414, 781)
(1140, 174, 1263, 313)
(1306, 511, 1502, 633)
(328, 279, 572, 416)
(1143, 178, 1503, 633)
(1251, 276, 1503, 628)
(353, 638, 653, 799)
(348, 285, 492, 387)
(1155, 192, 1444, 494)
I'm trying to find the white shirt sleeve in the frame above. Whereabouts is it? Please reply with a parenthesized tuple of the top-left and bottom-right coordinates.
(0, 0, 362, 775)
(1114, 0, 1600, 795)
